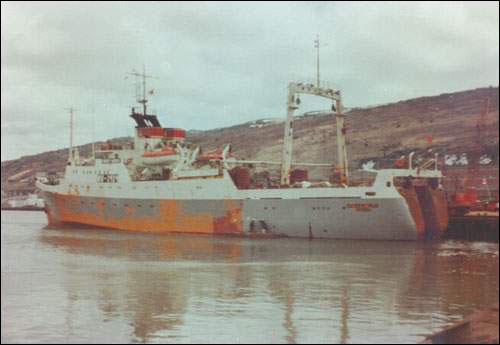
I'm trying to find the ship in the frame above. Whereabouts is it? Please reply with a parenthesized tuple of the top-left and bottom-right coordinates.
(36, 69, 448, 240)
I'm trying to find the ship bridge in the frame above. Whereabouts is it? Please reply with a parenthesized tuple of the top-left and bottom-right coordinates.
(130, 109, 186, 141)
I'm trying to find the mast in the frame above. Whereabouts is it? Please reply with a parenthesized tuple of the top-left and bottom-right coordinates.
(70, 107, 73, 155)
(127, 66, 154, 116)
(65, 107, 75, 163)
(314, 35, 320, 87)
(91, 107, 95, 160)
(142, 65, 147, 115)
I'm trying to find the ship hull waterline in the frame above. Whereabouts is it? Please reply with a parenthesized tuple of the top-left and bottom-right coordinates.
(41, 190, 440, 241)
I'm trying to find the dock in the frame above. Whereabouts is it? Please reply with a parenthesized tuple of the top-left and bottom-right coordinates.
(445, 213, 499, 242)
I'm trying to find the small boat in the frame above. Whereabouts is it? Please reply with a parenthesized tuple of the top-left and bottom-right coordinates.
(141, 147, 178, 165)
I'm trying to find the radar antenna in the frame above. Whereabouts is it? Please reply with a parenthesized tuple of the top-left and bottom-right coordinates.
(126, 66, 156, 116)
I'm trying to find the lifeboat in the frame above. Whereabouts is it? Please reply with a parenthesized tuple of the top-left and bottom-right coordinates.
(197, 148, 233, 161)
(141, 146, 179, 165)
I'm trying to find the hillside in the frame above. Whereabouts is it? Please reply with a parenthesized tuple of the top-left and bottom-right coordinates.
(1, 86, 499, 193)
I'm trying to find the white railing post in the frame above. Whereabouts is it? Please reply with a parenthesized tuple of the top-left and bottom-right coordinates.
(408, 152, 415, 171)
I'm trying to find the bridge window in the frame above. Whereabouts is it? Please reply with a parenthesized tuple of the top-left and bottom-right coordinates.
(97, 173, 118, 183)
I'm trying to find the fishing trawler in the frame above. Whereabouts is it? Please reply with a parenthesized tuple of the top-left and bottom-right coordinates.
(36, 69, 448, 240)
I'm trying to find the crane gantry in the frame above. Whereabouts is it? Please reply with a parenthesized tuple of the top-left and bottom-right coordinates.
(280, 82, 348, 185)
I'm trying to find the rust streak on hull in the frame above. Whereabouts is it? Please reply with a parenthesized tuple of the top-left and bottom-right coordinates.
(397, 183, 449, 240)
(397, 186, 426, 240)
(45, 192, 244, 235)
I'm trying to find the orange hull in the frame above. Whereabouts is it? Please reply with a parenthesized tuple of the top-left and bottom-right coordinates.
(397, 184, 449, 240)
(44, 192, 244, 235)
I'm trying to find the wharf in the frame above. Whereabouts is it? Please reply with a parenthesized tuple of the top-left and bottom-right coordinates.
(445, 213, 499, 242)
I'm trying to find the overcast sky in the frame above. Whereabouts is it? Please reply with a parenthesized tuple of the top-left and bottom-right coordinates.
(1, 1, 499, 161)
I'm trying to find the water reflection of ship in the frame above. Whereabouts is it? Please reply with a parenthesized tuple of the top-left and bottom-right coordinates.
(39, 229, 430, 343)
(39, 230, 256, 342)
(397, 241, 500, 322)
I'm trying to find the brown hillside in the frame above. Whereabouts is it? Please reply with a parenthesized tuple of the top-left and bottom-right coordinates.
(1, 86, 499, 191)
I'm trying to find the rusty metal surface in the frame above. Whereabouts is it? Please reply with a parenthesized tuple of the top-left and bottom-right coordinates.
(397, 183, 449, 240)
(44, 192, 243, 235)
(43, 191, 421, 240)
(228, 167, 250, 189)
(290, 169, 308, 185)
(397, 186, 426, 240)
(426, 185, 449, 236)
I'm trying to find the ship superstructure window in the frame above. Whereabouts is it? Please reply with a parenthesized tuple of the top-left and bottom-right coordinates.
(97, 173, 118, 183)
(102, 158, 121, 164)
(96, 151, 121, 164)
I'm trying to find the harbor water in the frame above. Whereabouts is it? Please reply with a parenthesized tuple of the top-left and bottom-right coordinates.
(1, 210, 498, 344)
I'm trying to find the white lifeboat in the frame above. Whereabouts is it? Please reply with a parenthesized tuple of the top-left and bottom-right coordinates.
(141, 146, 179, 165)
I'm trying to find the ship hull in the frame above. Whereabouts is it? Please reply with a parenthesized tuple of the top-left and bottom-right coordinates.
(41, 191, 426, 240)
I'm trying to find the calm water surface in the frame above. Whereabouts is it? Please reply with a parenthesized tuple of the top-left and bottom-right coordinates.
(1, 210, 498, 344)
